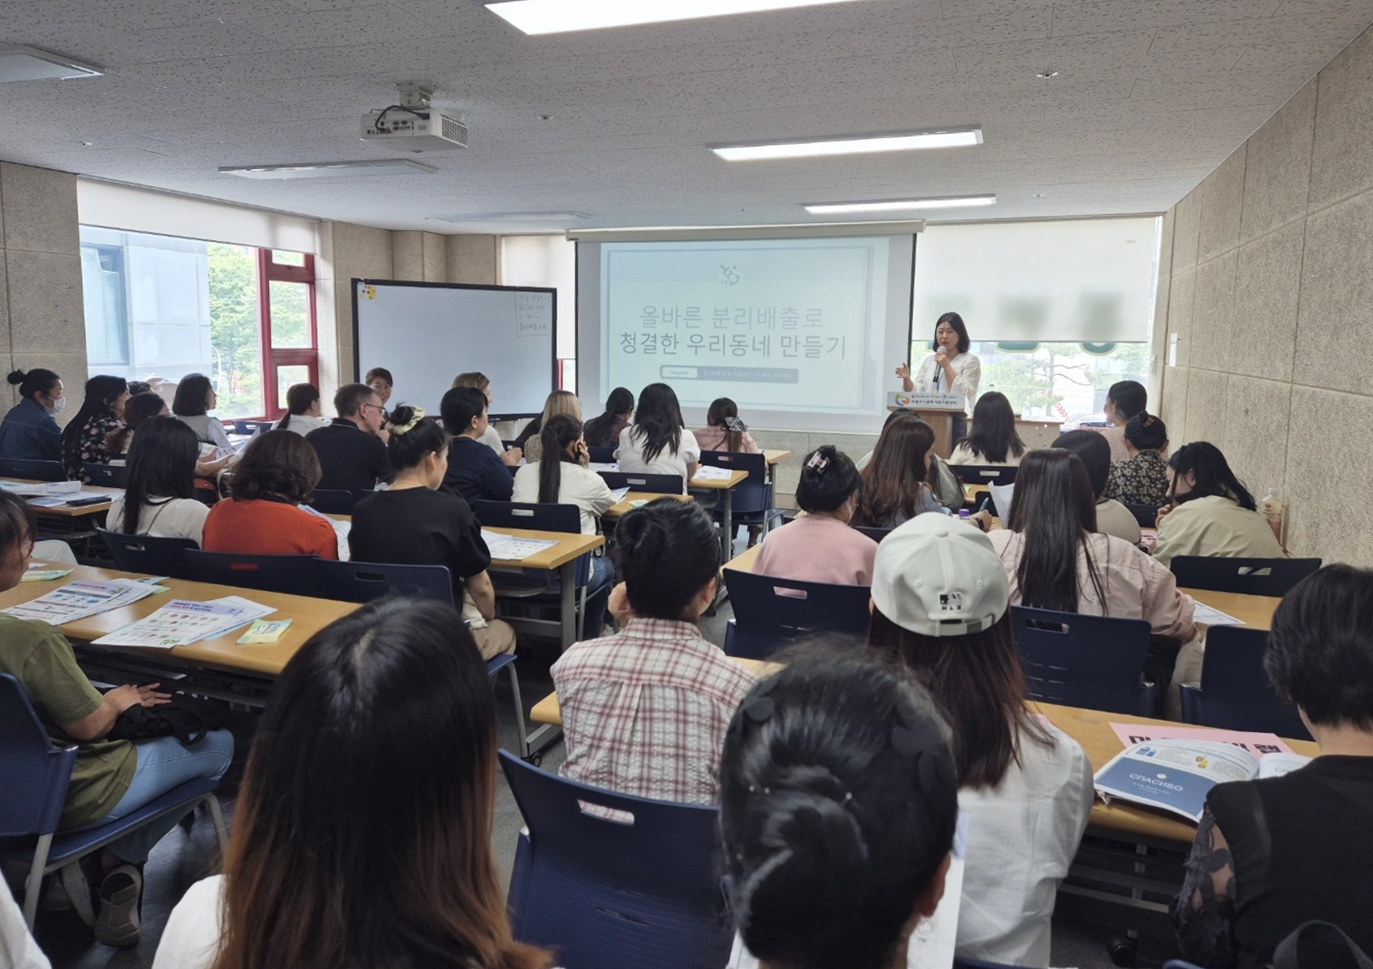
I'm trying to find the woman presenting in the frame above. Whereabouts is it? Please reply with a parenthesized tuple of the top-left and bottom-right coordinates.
(895, 310, 981, 443)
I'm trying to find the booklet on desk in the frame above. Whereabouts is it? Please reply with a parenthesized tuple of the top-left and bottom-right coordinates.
(1094, 738, 1311, 823)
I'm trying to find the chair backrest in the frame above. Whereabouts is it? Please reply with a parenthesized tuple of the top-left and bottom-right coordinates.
(1009, 606, 1154, 716)
(0, 674, 78, 839)
(1169, 556, 1321, 597)
(183, 550, 326, 598)
(472, 500, 580, 535)
(83, 463, 127, 488)
(0, 458, 66, 482)
(851, 524, 891, 543)
(950, 464, 1018, 486)
(308, 488, 355, 515)
(97, 528, 197, 579)
(587, 445, 616, 464)
(697, 450, 769, 513)
(598, 470, 684, 495)
(316, 560, 454, 608)
(1123, 502, 1158, 528)
(723, 569, 872, 659)
(499, 752, 732, 969)
(1182, 625, 1313, 740)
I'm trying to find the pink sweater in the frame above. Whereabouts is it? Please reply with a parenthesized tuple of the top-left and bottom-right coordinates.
(694, 426, 761, 454)
(753, 515, 878, 586)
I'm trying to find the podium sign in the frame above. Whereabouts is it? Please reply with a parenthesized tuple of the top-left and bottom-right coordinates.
(888, 391, 963, 410)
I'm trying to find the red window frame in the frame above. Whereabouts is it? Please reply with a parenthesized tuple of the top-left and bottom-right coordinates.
(256, 249, 319, 418)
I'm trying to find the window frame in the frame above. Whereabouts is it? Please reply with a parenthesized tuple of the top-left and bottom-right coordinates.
(256, 249, 319, 419)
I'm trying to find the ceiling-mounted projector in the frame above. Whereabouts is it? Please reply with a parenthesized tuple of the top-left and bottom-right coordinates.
(361, 84, 467, 153)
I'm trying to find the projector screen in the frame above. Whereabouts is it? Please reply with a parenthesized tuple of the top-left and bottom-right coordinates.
(576, 236, 914, 432)
(353, 279, 556, 419)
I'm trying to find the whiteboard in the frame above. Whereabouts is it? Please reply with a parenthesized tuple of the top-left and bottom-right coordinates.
(352, 280, 556, 419)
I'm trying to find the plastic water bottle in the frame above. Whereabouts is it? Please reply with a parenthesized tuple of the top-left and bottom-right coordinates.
(958, 509, 971, 522)
(1260, 488, 1286, 545)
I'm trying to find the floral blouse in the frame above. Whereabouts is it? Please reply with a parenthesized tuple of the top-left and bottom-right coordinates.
(1105, 449, 1169, 508)
(65, 415, 124, 481)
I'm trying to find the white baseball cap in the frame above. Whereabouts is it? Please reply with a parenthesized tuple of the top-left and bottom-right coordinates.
(872, 515, 1010, 637)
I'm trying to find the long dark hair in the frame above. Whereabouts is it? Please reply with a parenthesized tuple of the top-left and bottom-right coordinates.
(630, 383, 684, 464)
(868, 609, 1053, 789)
(278, 383, 320, 431)
(231, 431, 321, 504)
(537, 414, 582, 505)
(933, 311, 970, 354)
(1005, 449, 1107, 613)
(720, 650, 957, 969)
(583, 387, 633, 448)
(62, 375, 128, 474)
(962, 391, 1024, 463)
(172, 373, 213, 417)
(7, 368, 60, 401)
(212, 599, 550, 969)
(852, 414, 935, 528)
(384, 405, 450, 472)
(705, 397, 745, 452)
(1167, 442, 1257, 510)
(0, 491, 37, 587)
(107, 392, 167, 456)
(121, 416, 198, 535)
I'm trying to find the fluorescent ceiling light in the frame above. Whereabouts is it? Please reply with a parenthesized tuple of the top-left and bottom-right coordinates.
(220, 159, 436, 179)
(804, 195, 996, 214)
(0, 45, 102, 82)
(486, 0, 868, 34)
(713, 127, 982, 161)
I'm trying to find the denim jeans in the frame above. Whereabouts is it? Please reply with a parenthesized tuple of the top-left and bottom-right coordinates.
(583, 554, 616, 642)
(94, 730, 234, 863)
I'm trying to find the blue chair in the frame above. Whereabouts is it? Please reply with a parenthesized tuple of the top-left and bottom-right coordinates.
(83, 463, 126, 488)
(308, 488, 356, 515)
(1163, 962, 1207, 969)
(97, 528, 197, 579)
(1123, 502, 1158, 528)
(956, 959, 1035, 968)
(183, 550, 326, 598)
(499, 751, 733, 969)
(0, 674, 227, 928)
(696, 450, 785, 538)
(722, 569, 872, 659)
(0, 458, 67, 482)
(950, 464, 1018, 487)
(587, 446, 616, 464)
(1010, 606, 1156, 716)
(599, 470, 684, 495)
(1179, 625, 1313, 740)
(1169, 556, 1321, 598)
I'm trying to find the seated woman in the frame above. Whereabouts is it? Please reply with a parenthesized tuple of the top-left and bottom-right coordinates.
(451, 371, 522, 464)
(695, 397, 761, 454)
(348, 406, 516, 660)
(201, 431, 338, 558)
(552, 498, 756, 804)
(521, 389, 581, 463)
(107, 392, 168, 463)
(615, 383, 700, 493)
(274, 383, 331, 438)
(0, 368, 64, 462)
(171, 374, 233, 455)
(152, 599, 549, 969)
(754, 446, 876, 586)
(949, 391, 1026, 466)
(851, 412, 945, 528)
(1152, 441, 1283, 568)
(106, 417, 209, 545)
(582, 386, 634, 449)
(868, 514, 1093, 967)
(512, 414, 615, 641)
(440, 386, 516, 505)
(720, 651, 959, 969)
(61, 375, 129, 481)
(1053, 430, 1142, 545)
(0, 492, 232, 948)
(1172, 565, 1373, 967)
(1105, 412, 1170, 509)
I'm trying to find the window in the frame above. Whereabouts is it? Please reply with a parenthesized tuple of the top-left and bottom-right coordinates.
(940, 341, 1150, 422)
(78, 228, 317, 420)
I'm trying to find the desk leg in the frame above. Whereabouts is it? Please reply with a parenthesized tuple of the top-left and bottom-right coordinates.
(720, 487, 734, 563)
(559, 560, 576, 652)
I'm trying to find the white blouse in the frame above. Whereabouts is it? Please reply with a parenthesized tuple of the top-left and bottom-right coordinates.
(512, 461, 617, 534)
(614, 425, 701, 493)
(275, 413, 331, 437)
(913, 351, 981, 414)
(106, 495, 209, 546)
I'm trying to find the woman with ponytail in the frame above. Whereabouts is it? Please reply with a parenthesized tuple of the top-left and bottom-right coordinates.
(512, 414, 616, 641)
(274, 383, 329, 437)
(551, 498, 756, 804)
(0, 368, 64, 462)
(695, 397, 761, 454)
(754, 445, 876, 586)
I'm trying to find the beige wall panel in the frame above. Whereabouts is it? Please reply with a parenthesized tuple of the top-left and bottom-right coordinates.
(1223, 375, 1292, 501)
(1240, 78, 1317, 242)
(1189, 250, 1237, 371)
(1182, 367, 1229, 447)
(447, 234, 498, 285)
(1167, 267, 1196, 370)
(392, 230, 423, 281)
(1, 163, 78, 256)
(1159, 365, 1190, 449)
(1294, 189, 1373, 397)
(1285, 386, 1373, 565)
(422, 232, 447, 281)
(1309, 27, 1373, 212)
(6, 250, 85, 354)
(1197, 147, 1246, 261)
(1172, 188, 1203, 271)
(331, 222, 393, 280)
(1230, 221, 1304, 383)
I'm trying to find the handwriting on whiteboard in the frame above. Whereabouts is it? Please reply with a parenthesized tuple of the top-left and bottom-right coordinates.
(515, 292, 552, 338)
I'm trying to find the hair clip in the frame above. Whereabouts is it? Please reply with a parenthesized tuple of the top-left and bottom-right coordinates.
(806, 452, 830, 473)
(387, 408, 425, 435)
(724, 416, 748, 433)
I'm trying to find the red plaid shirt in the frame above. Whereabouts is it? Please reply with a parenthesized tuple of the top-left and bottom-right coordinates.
(551, 618, 758, 805)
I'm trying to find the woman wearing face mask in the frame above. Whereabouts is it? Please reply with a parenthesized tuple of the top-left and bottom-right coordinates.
(0, 369, 65, 463)
(753, 446, 877, 586)
(895, 311, 982, 444)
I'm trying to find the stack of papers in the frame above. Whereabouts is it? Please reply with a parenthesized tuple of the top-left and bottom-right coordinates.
(27, 492, 110, 507)
(691, 465, 736, 482)
(1192, 603, 1244, 626)
(481, 529, 559, 561)
(608, 487, 631, 503)
(0, 480, 80, 497)
(93, 596, 277, 649)
(3, 579, 162, 626)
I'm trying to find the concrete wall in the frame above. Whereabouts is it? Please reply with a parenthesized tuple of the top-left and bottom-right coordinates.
(1155, 23, 1373, 565)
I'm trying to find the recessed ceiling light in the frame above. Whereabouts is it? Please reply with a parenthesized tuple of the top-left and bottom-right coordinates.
(0, 44, 102, 82)
(713, 126, 982, 162)
(487, 0, 870, 34)
(804, 195, 996, 214)
(1033, 192, 1046, 198)
(219, 159, 436, 179)
(1035, 69, 1060, 79)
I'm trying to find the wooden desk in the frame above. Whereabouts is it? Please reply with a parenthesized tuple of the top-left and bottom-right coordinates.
(762, 449, 791, 489)
(3, 478, 121, 517)
(1180, 588, 1280, 630)
(483, 526, 605, 651)
(688, 469, 749, 562)
(602, 492, 693, 520)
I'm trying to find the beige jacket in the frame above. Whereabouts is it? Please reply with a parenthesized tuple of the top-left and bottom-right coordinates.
(1151, 495, 1284, 568)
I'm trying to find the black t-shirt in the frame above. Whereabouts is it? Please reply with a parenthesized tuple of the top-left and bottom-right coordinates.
(348, 487, 492, 593)
(441, 435, 514, 506)
(305, 419, 390, 494)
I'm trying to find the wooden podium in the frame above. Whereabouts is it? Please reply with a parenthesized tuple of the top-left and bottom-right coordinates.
(887, 392, 966, 459)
